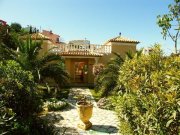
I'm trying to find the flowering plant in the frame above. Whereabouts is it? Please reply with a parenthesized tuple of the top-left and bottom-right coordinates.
(92, 63, 104, 76)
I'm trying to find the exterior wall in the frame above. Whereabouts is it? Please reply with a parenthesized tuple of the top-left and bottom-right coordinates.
(42, 30, 60, 43)
(69, 40, 90, 45)
(88, 58, 95, 84)
(38, 40, 52, 56)
(99, 42, 137, 65)
(63, 57, 95, 85)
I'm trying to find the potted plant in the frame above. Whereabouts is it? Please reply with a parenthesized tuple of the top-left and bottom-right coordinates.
(76, 96, 93, 130)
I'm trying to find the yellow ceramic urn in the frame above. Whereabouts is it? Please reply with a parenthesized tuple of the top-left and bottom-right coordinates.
(76, 101, 93, 130)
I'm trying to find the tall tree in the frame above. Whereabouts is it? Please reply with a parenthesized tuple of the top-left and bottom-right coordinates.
(157, 0, 180, 54)
(10, 23, 22, 33)
(0, 24, 19, 50)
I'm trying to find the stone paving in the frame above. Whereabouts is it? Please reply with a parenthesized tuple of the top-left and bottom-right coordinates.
(46, 88, 120, 135)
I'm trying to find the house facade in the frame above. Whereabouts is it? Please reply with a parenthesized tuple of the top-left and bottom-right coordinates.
(23, 30, 139, 86)
(0, 19, 7, 26)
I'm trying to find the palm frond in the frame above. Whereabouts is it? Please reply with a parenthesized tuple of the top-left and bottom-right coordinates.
(95, 52, 124, 97)
(41, 63, 69, 87)
(135, 49, 143, 58)
(38, 53, 64, 68)
(125, 51, 134, 59)
(19, 38, 42, 61)
(15, 37, 69, 87)
(0, 43, 17, 60)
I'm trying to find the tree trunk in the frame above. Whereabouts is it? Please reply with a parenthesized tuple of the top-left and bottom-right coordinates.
(175, 41, 177, 54)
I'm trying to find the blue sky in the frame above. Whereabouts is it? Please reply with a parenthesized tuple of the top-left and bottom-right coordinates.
(0, 0, 176, 54)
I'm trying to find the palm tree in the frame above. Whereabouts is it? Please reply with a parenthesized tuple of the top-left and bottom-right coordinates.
(95, 50, 143, 97)
(95, 52, 124, 97)
(16, 38, 69, 87)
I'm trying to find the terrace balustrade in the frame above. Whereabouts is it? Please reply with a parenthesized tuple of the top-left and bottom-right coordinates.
(49, 43, 111, 55)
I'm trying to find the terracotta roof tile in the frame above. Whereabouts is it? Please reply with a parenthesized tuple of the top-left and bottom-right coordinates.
(21, 33, 50, 40)
(105, 36, 140, 44)
(42, 30, 60, 37)
(0, 19, 7, 26)
(42, 30, 60, 43)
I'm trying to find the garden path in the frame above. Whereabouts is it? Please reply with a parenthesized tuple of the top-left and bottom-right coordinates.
(49, 88, 119, 135)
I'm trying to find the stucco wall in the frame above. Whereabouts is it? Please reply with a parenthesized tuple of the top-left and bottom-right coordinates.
(63, 57, 95, 84)
(38, 40, 52, 56)
(88, 58, 95, 84)
(99, 42, 137, 65)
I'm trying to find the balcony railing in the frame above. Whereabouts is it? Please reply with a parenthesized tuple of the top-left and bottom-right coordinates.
(49, 43, 111, 55)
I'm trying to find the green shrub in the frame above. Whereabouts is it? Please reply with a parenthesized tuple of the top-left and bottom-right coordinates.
(8, 116, 56, 135)
(0, 100, 16, 134)
(0, 60, 43, 119)
(47, 99, 68, 111)
(95, 51, 142, 97)
(0, 60, 43, 134)
(114, 45, 180, 135)
(29, 117, 56, 135)
(39, 85, 70, 101)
